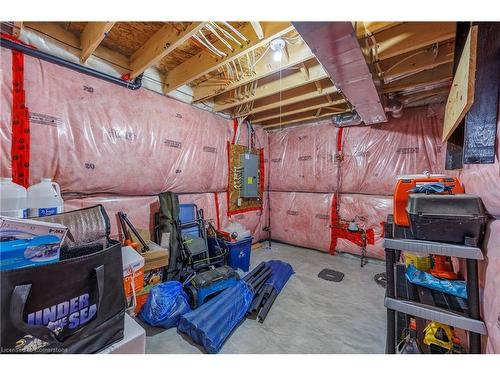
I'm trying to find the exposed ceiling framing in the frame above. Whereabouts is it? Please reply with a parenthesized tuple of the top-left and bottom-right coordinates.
(6, 21, 457, 130)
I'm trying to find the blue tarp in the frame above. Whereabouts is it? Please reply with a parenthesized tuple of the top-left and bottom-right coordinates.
(140, 281, 192, 329)
(408, 183, 454, 194)
(405, 264, 467, 299)
(264, 260, 294, 292)
(177, 280, 254, 353)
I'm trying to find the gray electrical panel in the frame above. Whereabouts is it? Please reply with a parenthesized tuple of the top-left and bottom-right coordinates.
(240, 153, 259, 198)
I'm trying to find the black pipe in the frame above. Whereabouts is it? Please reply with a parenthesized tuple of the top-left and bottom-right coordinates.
(250, 268, 272, 291)
(257, 289, 278, 323)
(466, 258, 481, 353)
(243, 262, 266, 282)
(385, 248, 397, 354)
(1, 37, 143, 90)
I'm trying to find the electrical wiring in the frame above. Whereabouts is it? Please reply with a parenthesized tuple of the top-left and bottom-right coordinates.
(197, 30, 227, 57)
(193, 34, 224, 57)
(211, 22, 243, 47)
(220, 22, 249, 42)
(205, 23, 234, 52)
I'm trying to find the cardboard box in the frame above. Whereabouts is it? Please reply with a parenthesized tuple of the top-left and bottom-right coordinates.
(122, 245, 145, 298)
(133, 241, 169, 315)
(0, 216, 67, 270)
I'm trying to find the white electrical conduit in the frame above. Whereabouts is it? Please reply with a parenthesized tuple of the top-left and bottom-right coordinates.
(220, 22, 249, 42)
(193, 34, 225, 57)
(205, 23, 234, 52)
(211, 22, 243, 47)
(198, 29, 227, 57)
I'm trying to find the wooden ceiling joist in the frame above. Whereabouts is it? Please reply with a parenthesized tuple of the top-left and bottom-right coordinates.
(399, 86, 451, 105)
(381, 41, 454, 83)
(355, 22, 403, 38)
(375, 22, 456, 61)
(192, 40, 315, 102)
(80, 22, 116, 63)
(129, 22, 207, 79)
(242, 83, 338, 117)
(163, 22, 294, 93)
(262, 107, 342, 129)
(214, 63, 329, 112)
(382, 62, 453, 94)
(24, 22, 131, 69)
(252, 94, 346, 123)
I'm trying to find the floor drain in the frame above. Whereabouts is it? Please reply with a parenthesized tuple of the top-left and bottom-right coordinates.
(318, 268, 344, 282)
(374, 272, 386, 288)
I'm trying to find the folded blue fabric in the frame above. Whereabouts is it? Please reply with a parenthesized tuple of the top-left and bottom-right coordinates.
(405, 264, 467, 299)
(408, 183, 454, 194)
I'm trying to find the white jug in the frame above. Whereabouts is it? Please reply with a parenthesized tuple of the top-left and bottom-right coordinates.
(0, 177, 28, 218)
(27, 178, 64, 217)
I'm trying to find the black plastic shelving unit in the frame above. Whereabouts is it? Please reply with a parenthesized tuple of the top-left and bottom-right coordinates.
(384, 216, 486, 354)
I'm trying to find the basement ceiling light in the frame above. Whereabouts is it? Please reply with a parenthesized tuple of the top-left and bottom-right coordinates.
(270, 38, 285, 62)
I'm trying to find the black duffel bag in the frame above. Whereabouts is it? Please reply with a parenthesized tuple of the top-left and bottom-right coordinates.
(0, 206, 126, 354)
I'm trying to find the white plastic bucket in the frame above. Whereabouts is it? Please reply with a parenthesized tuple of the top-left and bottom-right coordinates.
(0, 177, 28, 218)
(27, 178, 64, 217)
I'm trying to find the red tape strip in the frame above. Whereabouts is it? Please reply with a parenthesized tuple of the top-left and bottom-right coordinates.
(11, 49, 30, 188)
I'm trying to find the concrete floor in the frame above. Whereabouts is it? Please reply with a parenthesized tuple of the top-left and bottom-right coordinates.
(144, 242, 387, 354)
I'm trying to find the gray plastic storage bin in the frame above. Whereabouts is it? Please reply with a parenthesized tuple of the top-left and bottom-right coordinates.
(407, 194, 487, 245)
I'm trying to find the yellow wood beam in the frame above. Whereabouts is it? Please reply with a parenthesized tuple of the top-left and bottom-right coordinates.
(164, 22, 294, 93)
(443, 26, 477, 142)
(381, 41, 454, 82)
(25, 22, 130, 69)
(129, 22, 207, 79)
(80, 22, 116, 63)
(192, 40, 315, 102)
(375, 22, 456, 61)
(355, 22, 403, 38)
(382, 62, 453, 94)
(242, 84, 338, 117)
(262, 108, 345, 129)
(13, 22, 23, 38)
(214, 63, 329, 112)
(252, 95, 345, 123)
(398, 86, 451, 105)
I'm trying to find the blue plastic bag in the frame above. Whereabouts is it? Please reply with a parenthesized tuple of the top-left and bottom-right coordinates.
(140, 281, 191, 329)
(405, 264, 467, 299)
(177, 280, 254, 353)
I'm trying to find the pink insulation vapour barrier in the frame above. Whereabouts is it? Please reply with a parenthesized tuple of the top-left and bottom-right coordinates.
(269, 191, 332, 252)
(268, 121, 339, 192)
(1, 48, 231, 195)
(268, 191, 391, 260)
(217, 191, 269, 243)
(340, 106, 445, 195)
(337, 194, 392, 260)
(0, 50, 12, 177)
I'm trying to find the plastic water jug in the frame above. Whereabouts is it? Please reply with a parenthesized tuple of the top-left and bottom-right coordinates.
(0, 177, 28, 218)
(27, 178, 64, 217)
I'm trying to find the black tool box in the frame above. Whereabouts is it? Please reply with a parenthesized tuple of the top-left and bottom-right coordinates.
(407, 194, 487, 245)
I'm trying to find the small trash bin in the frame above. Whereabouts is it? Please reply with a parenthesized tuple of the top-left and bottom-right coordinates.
(225, 237, 253, 272)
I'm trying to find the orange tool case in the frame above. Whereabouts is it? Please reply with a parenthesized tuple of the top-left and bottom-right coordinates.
(393, 177, 464, 227)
